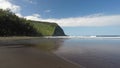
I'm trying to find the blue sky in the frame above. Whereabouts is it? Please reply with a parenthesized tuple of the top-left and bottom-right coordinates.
(0, 0, 120, 36)
(13, 0, 120, 18)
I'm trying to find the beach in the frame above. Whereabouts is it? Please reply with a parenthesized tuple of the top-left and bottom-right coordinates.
(0, 37, 82, 68)
(1, 37, 120, 68)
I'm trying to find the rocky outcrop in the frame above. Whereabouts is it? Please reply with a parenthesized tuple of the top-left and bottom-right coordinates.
(52, 25, 66, 36)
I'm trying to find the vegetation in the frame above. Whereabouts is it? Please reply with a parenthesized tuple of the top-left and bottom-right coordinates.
(0, 9, 40, 36)
(0, 9, 65, 36)
(26, 20, 57, 36)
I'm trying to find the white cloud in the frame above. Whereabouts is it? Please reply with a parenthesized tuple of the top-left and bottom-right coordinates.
(1, 0, 120, 27)
(25, 0, 36, 4)
(25, 14, 42, 21)
(16, 13, 23, 17)
(24, 13, 120, 27)
(29, 0, 33, 3)
(45, 10, 51, 13)
(0, 0, 21, 13)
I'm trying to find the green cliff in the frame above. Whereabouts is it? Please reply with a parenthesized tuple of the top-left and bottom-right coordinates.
(0, 9, 65, 36)
(27, 20, 65, 36)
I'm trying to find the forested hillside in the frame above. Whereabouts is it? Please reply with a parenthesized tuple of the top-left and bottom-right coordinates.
(0, 9, 65, 36)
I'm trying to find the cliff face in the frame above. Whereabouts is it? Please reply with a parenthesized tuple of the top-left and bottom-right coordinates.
(27, 21, 66, 36)
(52, 25, 66, 36)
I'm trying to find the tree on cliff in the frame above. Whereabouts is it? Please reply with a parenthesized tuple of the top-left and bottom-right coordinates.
(0, 9, 41, 36)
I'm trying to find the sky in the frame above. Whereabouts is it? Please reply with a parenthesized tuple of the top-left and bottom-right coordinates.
(0, 0, 120, 36)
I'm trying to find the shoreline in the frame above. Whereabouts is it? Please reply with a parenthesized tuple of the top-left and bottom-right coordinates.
(0, 37, 40, 40)
(0, 45, 81, 68)
(1, 36, 120, 41)
(0, 37, 83, 68)
(53, 52, 85, 68)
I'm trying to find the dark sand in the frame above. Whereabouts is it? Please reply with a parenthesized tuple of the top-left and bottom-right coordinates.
(0, 37, 39, 41)
(0, 37, 82, 68)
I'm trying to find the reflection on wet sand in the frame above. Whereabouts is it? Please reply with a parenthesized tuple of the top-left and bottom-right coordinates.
(0, 38, 65, 51)
(0, 38, 81, 68)
(29, 38, 64, 52)
(54, 39, 120, 68)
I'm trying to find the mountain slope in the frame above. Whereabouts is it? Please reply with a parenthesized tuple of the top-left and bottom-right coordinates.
(27, 20, 65, 36)
(0, 9, 65, 36)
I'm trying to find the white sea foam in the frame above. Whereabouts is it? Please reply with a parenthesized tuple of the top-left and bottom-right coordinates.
(43, 36, 120, 39)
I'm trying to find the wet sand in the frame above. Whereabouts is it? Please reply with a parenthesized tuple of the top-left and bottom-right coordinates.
(1, 37, 120, 68)
(0, 37, 82, 68)
(0, 37, 39, 41)
(54, 39, 120, 68)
